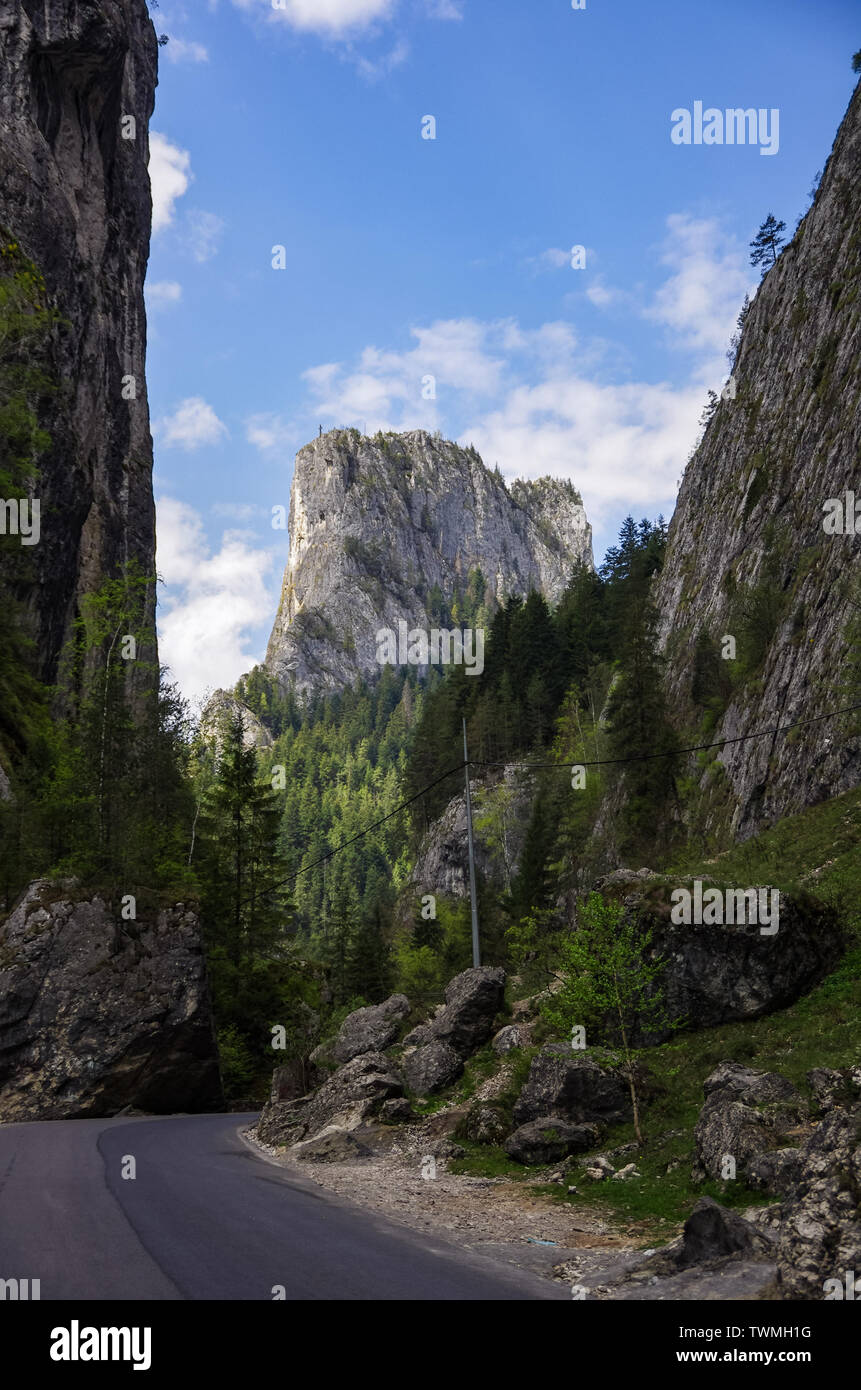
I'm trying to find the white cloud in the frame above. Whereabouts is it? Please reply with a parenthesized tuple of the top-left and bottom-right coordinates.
(146, 280, 183, 308)
(185, 209, 225, 263)
(645, 213, 755, 356)
(426, 0, 463, 17)
(535, 247, 571, 271)
(354, 38, 409, 81)
(233, 0, 397, 37)
(148, 133, 193, 233)
(155, 397, 229, 450)
(245, 413, 296, 452)
(164, 36, 209, 63)
(296, 215, 751, 533)
(156, 497, 277, 708)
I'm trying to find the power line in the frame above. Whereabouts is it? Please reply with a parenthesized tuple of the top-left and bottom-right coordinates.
(240, 759, 466, 906)
(472, 701, 861, 770)
(240, 698, 861, 907)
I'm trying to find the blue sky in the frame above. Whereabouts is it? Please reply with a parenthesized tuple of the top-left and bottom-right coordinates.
(146, 0, 859, 705)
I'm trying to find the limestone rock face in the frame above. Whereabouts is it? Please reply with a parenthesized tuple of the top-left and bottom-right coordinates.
(0, 0, 159, 684)
(693, 1064, 807, 1186)
(657, 81, 861, 838)
(774, 1100, 861, 1299)
(0, 880, 223, 1119)
(265, 429, 592, 696)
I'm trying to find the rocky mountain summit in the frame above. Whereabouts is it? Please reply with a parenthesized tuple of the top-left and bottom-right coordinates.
(264, 429, 593, 696)
(658, 79, 861, 837)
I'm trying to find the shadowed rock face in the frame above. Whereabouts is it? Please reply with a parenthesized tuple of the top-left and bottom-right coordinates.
(657, 81, 861, 838)
(0, 0, 158, 684)
(264, 429, 593, 697)
(0, 881, 223, 1119)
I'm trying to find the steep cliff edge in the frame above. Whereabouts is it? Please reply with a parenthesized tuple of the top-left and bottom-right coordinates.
(0, 0, 158, 684)
(657, 80, 861, 839)
(265, 429, 593, 696)
(0, 5, 223, 1117)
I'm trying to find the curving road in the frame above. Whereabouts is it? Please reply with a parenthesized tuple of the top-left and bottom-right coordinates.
(0, 1113, 567, 1300)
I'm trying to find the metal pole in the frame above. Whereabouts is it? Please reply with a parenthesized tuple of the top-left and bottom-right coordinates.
(463, 716, 481, 968)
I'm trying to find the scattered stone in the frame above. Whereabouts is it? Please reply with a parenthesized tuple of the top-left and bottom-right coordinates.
(378, 1098, 414, 1124)
(425, 1138, 465, 1161)
(492, 1024, 523, 1056)
(290, 1127, 372, 1163)
(611, 1163, 641, 1181)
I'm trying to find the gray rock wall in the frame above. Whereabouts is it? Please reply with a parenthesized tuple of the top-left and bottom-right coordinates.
(0, 0, 159, 685)
(265, 429, 593, 696)
(657, 82, 861, 837)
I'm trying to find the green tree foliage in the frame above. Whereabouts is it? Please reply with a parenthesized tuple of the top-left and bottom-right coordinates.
(750, 214, 787, 273)
(543, 893, 680, 1143)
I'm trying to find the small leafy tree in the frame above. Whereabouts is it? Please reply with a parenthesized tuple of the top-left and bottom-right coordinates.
(750, 215, 786, 273)
(543, 892, 680, 1144)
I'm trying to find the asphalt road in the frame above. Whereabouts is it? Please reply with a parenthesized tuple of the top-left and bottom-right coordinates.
(0, 1113, 568, 1300)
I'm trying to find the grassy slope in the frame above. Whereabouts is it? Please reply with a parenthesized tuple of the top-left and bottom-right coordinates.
(443, 787, 861, 1243)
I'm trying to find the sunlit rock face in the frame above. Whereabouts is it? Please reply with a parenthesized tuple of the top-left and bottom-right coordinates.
(265, 428, 593, 697)
(657, 82, 861, 837)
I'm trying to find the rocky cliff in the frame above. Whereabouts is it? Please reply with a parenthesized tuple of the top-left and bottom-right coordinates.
(657, 80, 861, 838)
(0, 0, 158, 684)
(265, 429, 593, 696)
(0, 5, 223, 1118)
(0, 880, 222, 1119)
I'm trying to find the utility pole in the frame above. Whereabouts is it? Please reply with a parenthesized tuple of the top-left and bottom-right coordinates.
(463, 716, 481, 968)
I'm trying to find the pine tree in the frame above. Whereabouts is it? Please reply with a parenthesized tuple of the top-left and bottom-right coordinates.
(750, 214, 786, 273)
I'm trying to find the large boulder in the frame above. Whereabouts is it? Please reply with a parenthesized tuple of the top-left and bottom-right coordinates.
(257, 1051, 402, 1146)
(403, 1041, 463, 1097)
(694, 1063, 807, 1184)
(513, 1046, 632, 1129)
(428, 966, 506, 1058)
(774, 1101, 861, 1299)
(505, 1118, 600, 1166)
(330, 994, 410, 1063)
(614, 881, 844, 1042)
(675, 1198, 774, 1270)
(0, 880, 222, 1119)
